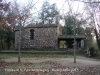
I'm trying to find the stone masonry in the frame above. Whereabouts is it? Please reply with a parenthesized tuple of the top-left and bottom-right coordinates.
(15, 24, 61, 49)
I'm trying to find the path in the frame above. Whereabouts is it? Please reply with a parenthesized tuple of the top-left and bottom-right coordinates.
(3, 56, 100, 67)
(58, 56, 100, 67)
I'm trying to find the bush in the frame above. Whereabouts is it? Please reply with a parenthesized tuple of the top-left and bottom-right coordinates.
(88, 47, 97, 57)
(97, 52, 100, 58)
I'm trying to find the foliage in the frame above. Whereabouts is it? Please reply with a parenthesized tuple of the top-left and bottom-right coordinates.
(62, 14, 86, 35)
(88, 46, 97, 57)
(96, 51, 100, 59)
(84, 1, 100, 51)
(39, 1, 59, 24)
(84, 27, 93, 49)
(5, 28, 14, 49)
(94, 28, 100, 51)
(0, 0, 14, 50)
(84, 27, 99, 57)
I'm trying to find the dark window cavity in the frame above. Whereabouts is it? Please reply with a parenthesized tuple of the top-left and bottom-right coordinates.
(30, 29, 34, 40)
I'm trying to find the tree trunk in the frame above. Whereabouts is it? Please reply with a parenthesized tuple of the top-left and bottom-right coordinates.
(94, 28, 100, 51)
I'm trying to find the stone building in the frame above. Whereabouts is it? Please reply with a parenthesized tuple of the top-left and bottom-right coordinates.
(15, 24, 62, 49)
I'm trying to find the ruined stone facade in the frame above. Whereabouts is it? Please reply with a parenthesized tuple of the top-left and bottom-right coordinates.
(15, 24, 61, 49)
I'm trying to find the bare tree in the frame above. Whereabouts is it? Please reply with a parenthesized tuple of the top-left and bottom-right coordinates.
(72, 0, 100, 51)
(65, 0, 93, 63)
(11, 0, 39, 62)
(84, 1, 100, 51)
(65, 0, 86, 63)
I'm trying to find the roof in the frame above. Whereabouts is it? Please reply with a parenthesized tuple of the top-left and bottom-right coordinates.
(14, 24, 58, 31)
(25, 24, 58, 28)
(58, 35, 86, 40)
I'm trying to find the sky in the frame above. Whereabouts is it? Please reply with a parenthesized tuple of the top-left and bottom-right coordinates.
(33, 0, 85, 15)
(8, 0, 89, 25)
(7, 0, 100, 33)
(6, 0, 100, 36)
(9, 0, 85, 15)
(28, 0, 85, 25)
(13, 0, 87, 26)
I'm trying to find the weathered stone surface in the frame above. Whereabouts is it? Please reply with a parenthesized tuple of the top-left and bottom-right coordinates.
(15, 24, 61, 49)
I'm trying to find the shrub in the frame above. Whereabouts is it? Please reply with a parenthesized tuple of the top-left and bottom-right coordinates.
(88, 47, 97, 57)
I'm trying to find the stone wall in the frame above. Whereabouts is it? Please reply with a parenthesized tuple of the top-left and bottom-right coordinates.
(15, 26, 58, 49)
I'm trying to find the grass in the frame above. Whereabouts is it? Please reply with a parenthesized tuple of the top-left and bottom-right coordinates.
(0, 54, 16, 59)
(0, 49, 66, 51)
(0, 54, 73, 59)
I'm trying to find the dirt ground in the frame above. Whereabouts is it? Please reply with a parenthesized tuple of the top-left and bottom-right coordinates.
(3, 56, 100, 67)
(1, 56, 100, 75)
(58, 56, 100, 67)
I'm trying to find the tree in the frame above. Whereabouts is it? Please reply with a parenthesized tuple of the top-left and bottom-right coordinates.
(0, 0, 15, 50)
(71, 0, 100, 51)
(84, 1, 100, 51)
(39, 1, 59, 24)
(85, 27, 93, 49)
(11, 0, 39, 62)
(62, 13, 86, 35)
(5, 28, 14, 50)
